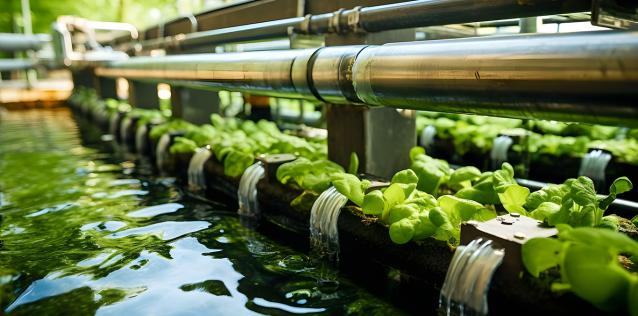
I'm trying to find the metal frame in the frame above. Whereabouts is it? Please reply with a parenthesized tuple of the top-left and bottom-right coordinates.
(111, 0, 592, 55)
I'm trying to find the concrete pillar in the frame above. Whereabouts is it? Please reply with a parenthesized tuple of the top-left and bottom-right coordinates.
(71, 68, 96, 90)
(170, 86, 220, 124)
(97, 77, 118, 100)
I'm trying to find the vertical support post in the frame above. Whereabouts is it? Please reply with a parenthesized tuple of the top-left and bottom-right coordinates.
(323, 29, 417, 179)
(246, 94, 272, 121)
(170, 86, 183, 118)
(128, 80, 159, 109)
(519, 17, 540, 33)
(72, 68, 96, 90)
(170, 86, 220, 124)
(21, 0, 36, 88)
(97, 77, 118, 100)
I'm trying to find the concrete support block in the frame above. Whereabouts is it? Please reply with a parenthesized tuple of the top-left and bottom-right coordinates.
(128, 80, 159, 109)
(170, 86, 220, 124)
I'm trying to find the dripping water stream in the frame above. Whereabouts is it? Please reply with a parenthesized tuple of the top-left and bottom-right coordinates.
(309, 187, 348, 263)
(155, 133, 171, 172)
(439, 238, 504, 316)
(187, 147, 213, 191)
(420, 125, 437, 152)
(135, 123, 148, 154)
(237, 162, 265, 219)
(490, 136, 513, 170)
(578, 149, 611, 188)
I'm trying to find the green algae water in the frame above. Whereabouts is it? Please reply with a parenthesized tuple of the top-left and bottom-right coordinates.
(0, 108, 400, 315)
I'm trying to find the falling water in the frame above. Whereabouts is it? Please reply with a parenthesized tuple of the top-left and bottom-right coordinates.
(119, 117, 133, 142)
(237, 162, 266, 218)
(309, 186, 348, 262)
(439, 238, 504, 316)
(579, 149, 612, 187)
(135, 123, 148, 154)
(155, 133, 171, 171)
(187, 147, 213, 191)
(420, 125, 437, 151)
(490, 135, 513, 170)
(616, 127, 629, 140)
(108, 113, 120, 137)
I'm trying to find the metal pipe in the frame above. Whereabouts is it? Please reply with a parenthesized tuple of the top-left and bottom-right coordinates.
(96, 49, 318, 99)
(0, 59, 37, 71)
(97, 31, 638, 127)
(178, 17, 302, 49)
(135, 17, 303, 52)
(350, 0, 591, 33)
(128, 0, 591, 53)
(0, 33, 49, 52)
(351, 30, 638, 127)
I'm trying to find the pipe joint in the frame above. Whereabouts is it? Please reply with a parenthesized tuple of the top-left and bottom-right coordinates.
(346, 6, 365, 34)
(328, 9, 346, 34)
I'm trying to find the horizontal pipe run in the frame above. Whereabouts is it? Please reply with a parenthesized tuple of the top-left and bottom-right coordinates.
(0, 59, 37, 71)
(133, 18, 302, 52)
(351, 30, 638, 127)
(96, 31, 638, 127)
(126, 0, 591, 53)
(96, 49, 317, 99)
(0, 33, 50, 52)
(352, 0, 592, 33)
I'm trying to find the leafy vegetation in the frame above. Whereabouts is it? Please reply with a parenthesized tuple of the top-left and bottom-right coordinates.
(334, 164, 497, 245)
(277, 158, 344, 193)
(160, 114, 327, 178)
(525, 176, 632, 229)
(416, 111, 638, 166)
(74, 90, 638, 316)
(522, 225, 638, 316)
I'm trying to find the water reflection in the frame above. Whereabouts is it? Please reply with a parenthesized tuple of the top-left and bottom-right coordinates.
(0, 109, 401, 315)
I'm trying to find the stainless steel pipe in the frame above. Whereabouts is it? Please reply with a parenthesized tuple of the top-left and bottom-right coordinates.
(0, 59, 37, 71)
(351, 0, 591, 33)
(97, 49, 318, 99)
(130, 0, 590, 53)
(351, 30, 638, 126)
(0, 33, 49, 52)
(96, 31, 638, 127)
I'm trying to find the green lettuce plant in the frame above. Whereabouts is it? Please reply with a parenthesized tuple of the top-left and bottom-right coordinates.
(522, 225, 638, 315)
(525, 176, 633, 229)
(334, 167, 497, 245)
(149, 119, 197, 141)
(276, 157, 345, 193)
(409, 147, 451, 195)
(169, 137, 197, 154)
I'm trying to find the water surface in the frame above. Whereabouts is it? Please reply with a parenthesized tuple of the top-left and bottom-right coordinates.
(0, 108, 400, 315)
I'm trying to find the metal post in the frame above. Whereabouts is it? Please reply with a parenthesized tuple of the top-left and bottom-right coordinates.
(519, 17, 540, 33)
(20, 0, 37, 88)
(323, 29, 416, 179)
(128, 80, 159, 109)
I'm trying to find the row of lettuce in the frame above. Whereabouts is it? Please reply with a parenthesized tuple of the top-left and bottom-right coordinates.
(72, 88, 638, 315)
(417, 112, 638, 167)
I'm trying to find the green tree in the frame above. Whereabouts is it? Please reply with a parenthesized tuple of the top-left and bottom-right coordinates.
(0, 0, 188, 35)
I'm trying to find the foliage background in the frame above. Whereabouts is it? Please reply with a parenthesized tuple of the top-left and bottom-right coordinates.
(0, 0, 209, 34)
